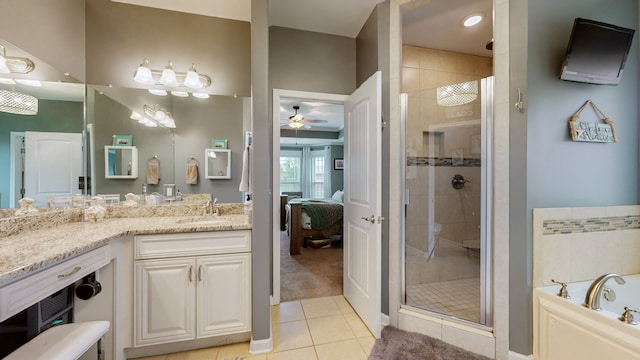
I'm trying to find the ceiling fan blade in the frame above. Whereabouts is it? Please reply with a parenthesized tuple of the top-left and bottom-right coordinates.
(303, 119, 328, 123)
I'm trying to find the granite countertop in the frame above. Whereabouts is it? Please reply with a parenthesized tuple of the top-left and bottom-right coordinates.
(0, 214, 251, 286)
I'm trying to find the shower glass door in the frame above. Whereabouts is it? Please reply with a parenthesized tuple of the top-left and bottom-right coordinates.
(402, 70, 493, 327)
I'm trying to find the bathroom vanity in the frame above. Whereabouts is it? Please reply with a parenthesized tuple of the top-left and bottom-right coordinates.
(0, 210, 252, 360)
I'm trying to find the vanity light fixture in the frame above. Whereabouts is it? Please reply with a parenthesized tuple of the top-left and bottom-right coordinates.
(130, 111, 157, 127)
(170, 90, 189, 98)
(133, 58, 211, 91)
(143, 104, 176, 128)
(192, 92, 210, 99)
(0, 44, 35, 74)
(148, 89, 168, 96)
(159, 61, 179, 87)
(436, 80, 478, 107)
(0, 89, 38, 115)
(463, 13, 483, 27)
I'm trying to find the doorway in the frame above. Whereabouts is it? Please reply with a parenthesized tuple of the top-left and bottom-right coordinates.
(272, 89, 348, 304)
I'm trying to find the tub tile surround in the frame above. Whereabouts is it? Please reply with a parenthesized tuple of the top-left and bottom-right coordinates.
(533, 205, 640, 288)
(0, 203, 248, 285)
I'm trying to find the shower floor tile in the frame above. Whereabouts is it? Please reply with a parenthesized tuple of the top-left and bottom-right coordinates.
(406, 278, 481, 323)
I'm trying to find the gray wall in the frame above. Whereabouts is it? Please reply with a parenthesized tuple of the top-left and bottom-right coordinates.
(250, 0, 271, 343)
(0, 100, 83, 208)
(269, 26, 356, 94)
(85, 0, 250, 97)
(509, 0, 639, 354)
(0, 0, 85, 81)
(174, 95, 246, 203)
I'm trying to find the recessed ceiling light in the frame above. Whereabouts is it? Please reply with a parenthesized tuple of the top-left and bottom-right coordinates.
(463, 14, 483, 27)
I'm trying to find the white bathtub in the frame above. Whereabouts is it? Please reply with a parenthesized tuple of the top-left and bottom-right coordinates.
(534, 274, 640, 360)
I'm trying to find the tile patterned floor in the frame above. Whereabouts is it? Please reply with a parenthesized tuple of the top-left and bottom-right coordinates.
(406, 278, 481, 323)
(137, 296, 375, 360)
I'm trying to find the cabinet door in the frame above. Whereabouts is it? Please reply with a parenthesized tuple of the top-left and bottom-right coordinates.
(196, 254, 251, 337)
(135, 258, 196, 346)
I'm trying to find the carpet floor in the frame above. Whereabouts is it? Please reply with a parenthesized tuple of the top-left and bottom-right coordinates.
(279, 231, 343, 302)
(368, 326, 492, 360)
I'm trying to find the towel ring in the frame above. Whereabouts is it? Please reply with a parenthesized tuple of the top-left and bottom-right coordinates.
(148, 155, 160, 164)
(187, 156, 199, 165)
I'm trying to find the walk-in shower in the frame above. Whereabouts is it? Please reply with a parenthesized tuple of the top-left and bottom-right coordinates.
(401, 44, 493, 326)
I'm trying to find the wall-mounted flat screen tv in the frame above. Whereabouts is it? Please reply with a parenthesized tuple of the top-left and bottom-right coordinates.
(560, 18, 635, 85)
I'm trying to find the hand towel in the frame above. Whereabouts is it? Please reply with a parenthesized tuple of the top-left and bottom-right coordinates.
(146, 162, 160, 185)
(186, 163, 198, 185)
(239, 145, 252, 194)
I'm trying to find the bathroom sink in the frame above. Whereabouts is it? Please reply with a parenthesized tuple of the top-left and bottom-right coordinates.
(176, 217, 225, 225)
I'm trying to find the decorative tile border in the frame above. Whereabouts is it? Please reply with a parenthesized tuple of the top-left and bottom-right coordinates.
(543, 215, 640, 235)
(407, 156, 481, 167)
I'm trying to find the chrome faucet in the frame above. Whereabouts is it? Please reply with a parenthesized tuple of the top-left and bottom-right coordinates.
(203, 200, 211, 216)
(212, 198, 220, 216)
(583, 273, 626, 310)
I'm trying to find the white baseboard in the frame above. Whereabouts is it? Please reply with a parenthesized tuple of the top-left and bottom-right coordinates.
(249, 335, 273, 355)
(508, 351, 534, 360)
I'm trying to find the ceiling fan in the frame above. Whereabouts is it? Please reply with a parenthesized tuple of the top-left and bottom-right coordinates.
(283, 105, 328, 129)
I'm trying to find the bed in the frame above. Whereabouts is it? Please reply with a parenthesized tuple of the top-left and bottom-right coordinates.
(286, 193, 343, 255)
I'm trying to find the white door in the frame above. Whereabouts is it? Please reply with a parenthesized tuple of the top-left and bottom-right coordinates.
(343, 71, 382, 338)
(24, 131, 82, 208)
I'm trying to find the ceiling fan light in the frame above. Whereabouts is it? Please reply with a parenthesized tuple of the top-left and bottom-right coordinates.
(288, 121, 304, 129)
(159, 61, 179, 87)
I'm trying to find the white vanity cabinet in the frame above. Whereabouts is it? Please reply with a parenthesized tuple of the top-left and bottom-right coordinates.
(133, 231, 251, 347)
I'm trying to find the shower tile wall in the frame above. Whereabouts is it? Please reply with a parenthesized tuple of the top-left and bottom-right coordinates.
(403, 45, 492, 256)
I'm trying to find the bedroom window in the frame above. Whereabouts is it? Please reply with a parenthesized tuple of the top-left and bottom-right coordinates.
(280, 150, 302, 193)
(309, 150, 326, 199)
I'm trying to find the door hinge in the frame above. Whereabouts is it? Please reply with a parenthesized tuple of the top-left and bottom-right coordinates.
(381, 114, 387, 129)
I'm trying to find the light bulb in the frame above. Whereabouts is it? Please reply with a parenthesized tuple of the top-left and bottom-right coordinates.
(192, 92, 209, 99)
(148, 89, 167, 96)
(159, 61, 178, 87)
(171, 90, 189, 97)
(133, 58, 154, 85)
(184, 63, 203, 89)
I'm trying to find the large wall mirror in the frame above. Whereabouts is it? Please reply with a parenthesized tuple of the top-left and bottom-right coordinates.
(0, 0, 251, 215)
(0, 40, 85, 209)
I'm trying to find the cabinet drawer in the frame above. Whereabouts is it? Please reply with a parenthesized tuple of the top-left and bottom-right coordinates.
(0, 245, 111, 322)
(135, 230, 251, 259)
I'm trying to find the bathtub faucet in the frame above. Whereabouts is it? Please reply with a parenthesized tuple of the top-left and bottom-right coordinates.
(582, 273, 626, 311)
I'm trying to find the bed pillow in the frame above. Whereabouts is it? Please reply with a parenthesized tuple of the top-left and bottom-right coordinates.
(332, 190, 344, 203)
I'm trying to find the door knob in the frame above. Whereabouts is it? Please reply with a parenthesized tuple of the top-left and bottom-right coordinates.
(361, 215, 376, 223)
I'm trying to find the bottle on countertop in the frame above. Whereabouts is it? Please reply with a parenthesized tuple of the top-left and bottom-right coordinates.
(176, 189, 182, 202)
(243, 194, 253, 222)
